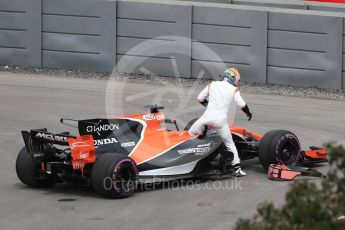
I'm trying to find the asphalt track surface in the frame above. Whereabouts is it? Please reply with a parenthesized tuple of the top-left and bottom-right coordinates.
(0, 72, 344, 230)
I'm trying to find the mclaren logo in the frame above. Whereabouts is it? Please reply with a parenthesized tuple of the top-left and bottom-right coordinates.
(178, 147, 211, 155)
(35, 132, 67, 142)
(93, 138, 118, 146)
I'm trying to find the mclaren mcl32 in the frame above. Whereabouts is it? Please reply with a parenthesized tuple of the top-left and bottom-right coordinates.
(16, 105, 327, 198)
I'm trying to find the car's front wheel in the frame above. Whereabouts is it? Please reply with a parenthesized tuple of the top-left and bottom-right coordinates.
(259, 130, 302, 171)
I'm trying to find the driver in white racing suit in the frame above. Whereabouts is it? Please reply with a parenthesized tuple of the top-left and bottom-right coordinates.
(188, 67, 252, 177)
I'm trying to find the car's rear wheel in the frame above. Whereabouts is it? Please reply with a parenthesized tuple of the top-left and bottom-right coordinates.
(16, 147, 55, 187)
(91, 153, 138, 198)
(259, 130, 302, 171)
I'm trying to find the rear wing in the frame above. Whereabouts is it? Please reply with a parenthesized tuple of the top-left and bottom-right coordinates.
(21, 129, 76, 153)
(21, 128, 96, 175)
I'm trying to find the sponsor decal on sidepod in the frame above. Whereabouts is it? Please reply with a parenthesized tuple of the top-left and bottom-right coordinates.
(93, 138, 119, 147)
(121, 142, 136, 148)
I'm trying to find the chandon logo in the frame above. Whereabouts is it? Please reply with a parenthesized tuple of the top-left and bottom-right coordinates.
(86, 123, 120, 135)
(94, 138, 118, 146)
(35, 132, 67, 142)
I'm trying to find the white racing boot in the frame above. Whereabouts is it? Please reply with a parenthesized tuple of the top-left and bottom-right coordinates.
(233, 164, 246, 177)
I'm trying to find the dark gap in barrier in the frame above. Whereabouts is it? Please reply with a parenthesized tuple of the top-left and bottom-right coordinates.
(42, 31, 100, 37)
(0, 28, 25, 32)
(268, 47, 327, 54)
(117, 17, 176, 24)
(197, 41, 251, 47)
(267, 65, 326, 72)
(42, 13, 100, 19)
(42, 49, 100, 55)
(117, 54, 175, 60)
(117, 35, 175, 42)
(192, 59, 251, 66)
(0, 46, 26, 50)
(0, 10, 25, 14)
(268, 28, 327, 35)
(193, 22, 251, 29)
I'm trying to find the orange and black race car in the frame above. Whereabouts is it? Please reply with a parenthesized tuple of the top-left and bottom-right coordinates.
(16, 105, 327, 198)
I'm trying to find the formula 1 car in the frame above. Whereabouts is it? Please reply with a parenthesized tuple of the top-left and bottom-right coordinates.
(16, 105, 327, 198)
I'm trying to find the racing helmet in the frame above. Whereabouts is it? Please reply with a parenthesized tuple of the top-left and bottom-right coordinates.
(223, 67, 241, 87)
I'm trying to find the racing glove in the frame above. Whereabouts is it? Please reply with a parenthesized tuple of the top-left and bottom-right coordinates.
(199, 99, 208, 107)
(241, 104, 252, 121)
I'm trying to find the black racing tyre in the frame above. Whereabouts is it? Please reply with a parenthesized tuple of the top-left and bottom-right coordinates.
(91, 153, 138, 198)
(259, 130, 302, 171)
(16, 147, 55, 187)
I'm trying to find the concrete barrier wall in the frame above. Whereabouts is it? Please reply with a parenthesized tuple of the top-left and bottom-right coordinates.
(179, 0, 345, 12)
(191, 5, 267, 83)
(307, 2, 345, 12)
(0, 0, 344, 89)
(231, 0, 306, 9)
(116, 1, 191, 77)
(0, 0, 41, 66)
(42, 0, 116, 71)
(267, 11, 343, 88)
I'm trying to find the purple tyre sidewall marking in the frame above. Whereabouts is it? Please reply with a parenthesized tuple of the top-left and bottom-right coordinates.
(112, 158, 138, 196)
(274, 133, 302, 164)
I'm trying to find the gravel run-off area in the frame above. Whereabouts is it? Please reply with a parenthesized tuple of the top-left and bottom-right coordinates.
(1, 65, 344, 101)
